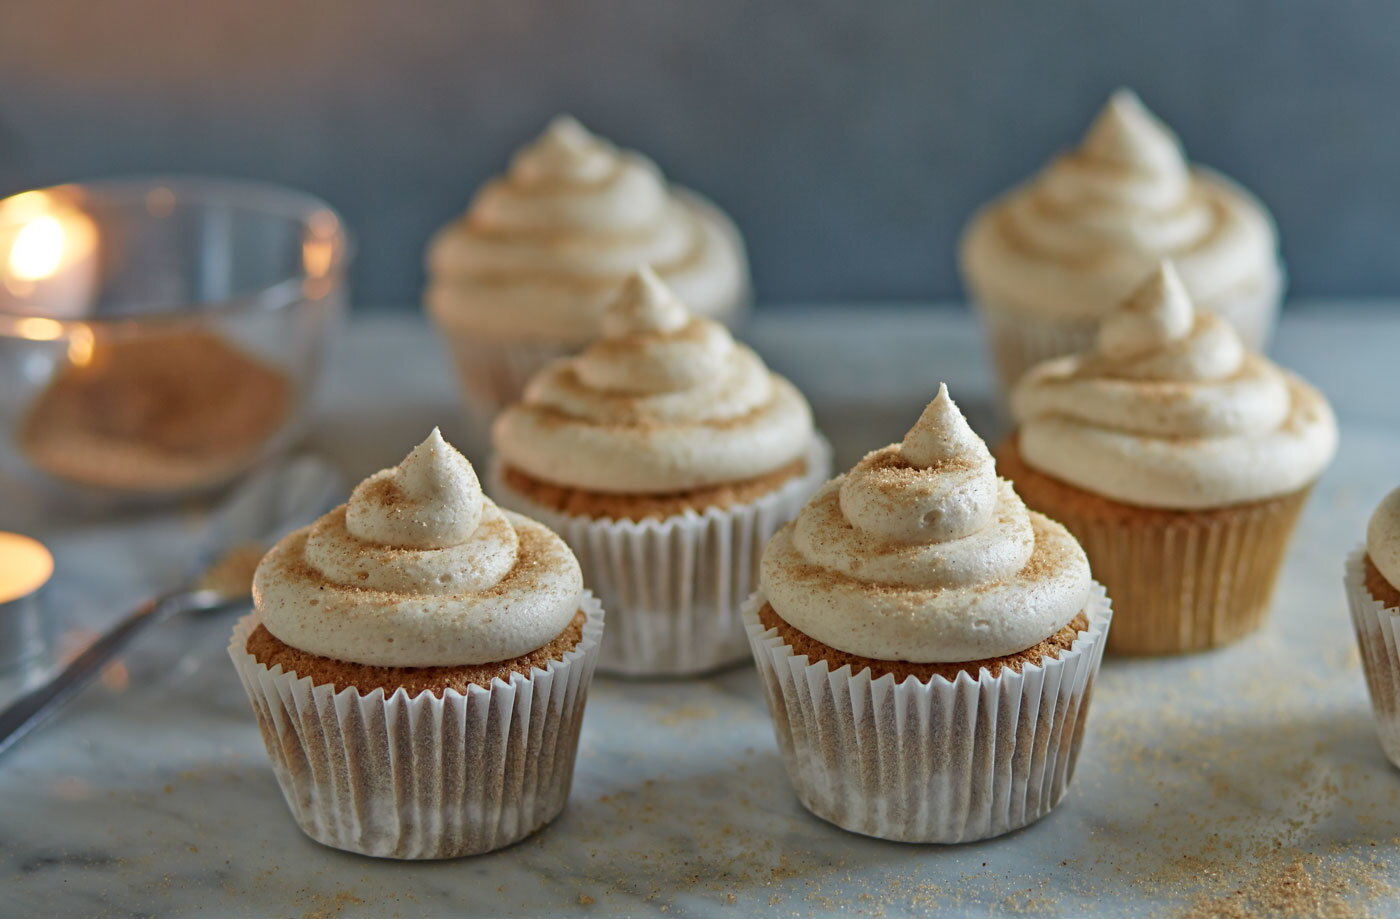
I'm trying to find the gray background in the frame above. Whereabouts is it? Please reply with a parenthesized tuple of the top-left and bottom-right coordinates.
(1, 0, 1396, 308)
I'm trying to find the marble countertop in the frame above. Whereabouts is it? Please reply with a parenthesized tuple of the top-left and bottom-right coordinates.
(3, 303, 1400, 919)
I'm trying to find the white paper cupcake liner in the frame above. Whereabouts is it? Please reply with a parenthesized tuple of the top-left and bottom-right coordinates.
(1344, 549, 1400, 768)
(227, 592, 604, 859)
(743, 583, 1112, 843)
(974, 280, 1281, 397)
(489, 437, 831, 678)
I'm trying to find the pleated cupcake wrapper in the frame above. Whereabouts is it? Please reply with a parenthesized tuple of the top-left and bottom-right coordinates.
(227, 592, 604, 859)
(1014, 479, 1310, 655)
(489, 436, 832, 678)
(743, 585, 1112, 844)
(973, 286, 1280, 398)
(1344, 549, 1400, 769)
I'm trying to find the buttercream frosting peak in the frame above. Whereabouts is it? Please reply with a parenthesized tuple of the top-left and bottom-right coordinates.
(508, 114, 612, 185)
(345, 429, 483, 550)
(1012, 276, 1337, 509)
(1098, 261, 1195, 360)
(540, 114, 593, 152)
(959, 90, 1280, 323)
(253, 430, 584, 668)
(427, 117, 748, 345)
(900, 384, 990, 469)
(602, 266, 690, 338)
(762, 384, 1092, 663)
(1079, 89, 1186, 175)
(494, 281, 816, 493)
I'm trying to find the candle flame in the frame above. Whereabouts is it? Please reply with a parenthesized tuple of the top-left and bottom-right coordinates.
(1, 189, 98, 297)
(0, 531, 54, 604)
(9, 215, 68, 281)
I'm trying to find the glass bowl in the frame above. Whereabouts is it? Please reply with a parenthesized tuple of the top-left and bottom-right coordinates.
(0, 177, 351, 511)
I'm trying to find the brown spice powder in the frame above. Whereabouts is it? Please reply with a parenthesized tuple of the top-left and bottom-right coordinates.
(20, 328, 292, 492)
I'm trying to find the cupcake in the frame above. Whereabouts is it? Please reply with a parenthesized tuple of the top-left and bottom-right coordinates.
(747, 384, 1111, 843)
(228, 429, 604, 858)
(426, 115, 750, 423)
(490, 267, 829, 677)
(1346, 489, 1400, 768)
(960, 88, 1283, 394)
(1000, 261, 1336, 655)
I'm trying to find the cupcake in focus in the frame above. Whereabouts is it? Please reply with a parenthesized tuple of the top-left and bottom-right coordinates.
(1000, 261, 1336, 654)
(1346, 488, 1400, 769)
(426, 115, 750, 422)
(229, 429, 603, 859)
(747, 384, 1111, 843)
(960, 88, 1283, 394)
(490, 267, 829, 677)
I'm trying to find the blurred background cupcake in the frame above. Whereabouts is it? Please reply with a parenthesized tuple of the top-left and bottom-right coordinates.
(999, 262, 1336, 654)
(1346, 487, 1400, 768)
(426, 116, 750, 425)
(960, 89, 1284, 396)
(490, 267, 828, 677)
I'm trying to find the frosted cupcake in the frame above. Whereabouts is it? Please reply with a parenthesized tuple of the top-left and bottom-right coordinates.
(228, 430, 604, 858)
(960, 89, 1283, 393)
(490, 267, 829, 677)
(1000, 262, 1336, 655)
(1346, 489, 1400, 768)
(427, 115, 750, 422)
(746, 385, 1111, 843)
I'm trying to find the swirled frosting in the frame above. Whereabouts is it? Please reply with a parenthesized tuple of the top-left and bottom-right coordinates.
(254, 429, 583, 667)
(426, 116, 748, 344)
(960, 89, 1280, 320)
(492, 267, 815, 494)
(761, 385, 1092, 663)
(1367, 488, 1400, 593)
(1011, 261, 1337, 509)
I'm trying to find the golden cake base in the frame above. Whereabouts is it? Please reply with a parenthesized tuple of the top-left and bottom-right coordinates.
(246, 610, 587, 697)
(756, 602, 1088, 683)
(498, 457, 808, 521)
(997, 436, 1310, 655)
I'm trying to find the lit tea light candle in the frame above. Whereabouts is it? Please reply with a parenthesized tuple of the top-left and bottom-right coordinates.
(0, 532, 52, 605)
(0, 531, 54, 693)
(0, 188, 99, 319)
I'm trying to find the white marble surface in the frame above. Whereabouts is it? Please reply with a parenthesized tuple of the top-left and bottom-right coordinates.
(3, 303, 1400, 918)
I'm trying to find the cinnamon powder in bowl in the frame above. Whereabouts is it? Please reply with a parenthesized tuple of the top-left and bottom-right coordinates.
(19, 329, 292, 494)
